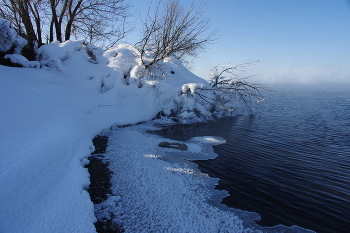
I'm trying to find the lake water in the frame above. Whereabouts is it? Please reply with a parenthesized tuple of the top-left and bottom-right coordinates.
(153, 84, 350, 233)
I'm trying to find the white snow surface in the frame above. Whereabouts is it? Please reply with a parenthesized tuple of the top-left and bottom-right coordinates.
(0, 40, 218, 233)
(0, 40, 314, 232)
(4, 54, 40, 68)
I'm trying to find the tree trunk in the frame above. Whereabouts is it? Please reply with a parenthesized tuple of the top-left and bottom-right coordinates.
(49, 17, 54, 42)
(50, 0, 62, 42)
(28, 2, 43, 46)
(64, 0, 83, 41)
(65, 19, 74, 41)
(18, 0, 37, 45)
(35, 19, 42, 46)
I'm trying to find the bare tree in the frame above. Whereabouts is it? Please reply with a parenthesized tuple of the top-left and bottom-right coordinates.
(48, 0, 130, 46)
(27, 0, 45, 45)
(0, 0, 43, 47)
(49, 0, 68, 42)
(72, 6, 132, 47)
(1, 0, 130, 48)
(195, 61, 265, 112)
(136, 0, 217, 69)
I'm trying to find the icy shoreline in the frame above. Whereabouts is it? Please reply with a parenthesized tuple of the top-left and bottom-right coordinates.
(89, 122, 316, 233)
(94, 123, 249, 232)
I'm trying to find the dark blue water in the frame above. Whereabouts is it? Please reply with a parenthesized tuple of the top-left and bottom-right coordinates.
(153, 84, 350, 233)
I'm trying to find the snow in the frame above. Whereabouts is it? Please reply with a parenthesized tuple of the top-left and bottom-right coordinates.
(0, 36, 314, 232)
(4, 54, 40, 68)
(0, 40, 212, 232)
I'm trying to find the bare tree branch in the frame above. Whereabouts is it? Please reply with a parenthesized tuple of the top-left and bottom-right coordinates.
(136, 0, 217, 70)
(196, 61, 265, 113)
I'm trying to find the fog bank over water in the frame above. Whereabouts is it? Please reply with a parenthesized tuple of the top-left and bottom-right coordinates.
(262, 83, 350, 93)
(193, 64, 350, 84)
(253, 66, 350, 84)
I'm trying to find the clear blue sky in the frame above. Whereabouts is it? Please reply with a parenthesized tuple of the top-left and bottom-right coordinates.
(126, 0, 350, 83)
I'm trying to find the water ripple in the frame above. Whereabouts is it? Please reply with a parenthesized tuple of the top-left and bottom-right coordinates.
(154, 84, 350, 233)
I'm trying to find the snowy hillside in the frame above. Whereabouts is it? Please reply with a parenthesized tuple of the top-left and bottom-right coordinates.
(0, 37, 213, 231)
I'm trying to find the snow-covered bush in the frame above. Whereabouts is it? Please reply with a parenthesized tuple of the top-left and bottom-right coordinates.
(4, 54, 40, 68)
(103, 44, 264, 121)
(193, 62, 265, 115)
(0, 19, 27, 54)
(152, 61, 265, 120)
(33, 40, 261, 121)
(37, 40, 101, 70)
(176, 83, 212, 119)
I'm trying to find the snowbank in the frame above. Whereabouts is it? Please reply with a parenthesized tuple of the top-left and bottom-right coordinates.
(0, 40, 212, 232)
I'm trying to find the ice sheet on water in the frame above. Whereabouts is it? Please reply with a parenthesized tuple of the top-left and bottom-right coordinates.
(101, 123, 314, 233)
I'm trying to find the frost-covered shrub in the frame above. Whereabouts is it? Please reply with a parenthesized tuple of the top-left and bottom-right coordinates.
(0, 19, 27, 54)
(200, 62, 264, 115)
(152, 61, 264, 121)
(153, 82, 214, 122)
(175, 83, 214, 120)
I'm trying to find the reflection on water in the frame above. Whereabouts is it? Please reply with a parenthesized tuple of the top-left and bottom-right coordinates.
(152, 84, 350, 233)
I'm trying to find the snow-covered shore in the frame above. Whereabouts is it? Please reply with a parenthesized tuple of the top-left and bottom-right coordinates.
(0, 40, 314, 232)
(0, 40, 217, 232)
